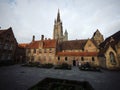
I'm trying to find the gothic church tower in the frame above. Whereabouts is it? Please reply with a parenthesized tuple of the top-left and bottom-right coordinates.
(53, 10, 68, 42)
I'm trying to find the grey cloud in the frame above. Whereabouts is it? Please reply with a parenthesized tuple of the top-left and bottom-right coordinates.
(0, 0, 120, 43)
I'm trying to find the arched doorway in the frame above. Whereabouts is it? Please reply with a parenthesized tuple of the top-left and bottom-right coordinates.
(73, 60, 76, 66)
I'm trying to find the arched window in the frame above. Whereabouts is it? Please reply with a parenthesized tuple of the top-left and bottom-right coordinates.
(109, 52, 116, 64)
(65, 57, 67, 61)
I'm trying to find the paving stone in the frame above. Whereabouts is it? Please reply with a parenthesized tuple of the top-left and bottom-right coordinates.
(0, 65, 120, 90)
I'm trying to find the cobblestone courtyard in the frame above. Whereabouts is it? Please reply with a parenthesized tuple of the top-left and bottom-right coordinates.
(0, 65, 120, 90)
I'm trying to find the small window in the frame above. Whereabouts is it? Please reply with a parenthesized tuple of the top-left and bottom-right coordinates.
(27, 49, 30, 53)
(34, 49, 36, 53)
(88, 44, 91, 47)
(0, 40, 3, 49)
(6, 34, 10, 40)
(58, 56, 60, 61)
(81, 57, 84, 61)
(44, 56, 46, 60)
(49, 48, 52, 53)
(39, 56, 41, 61)
(39, 49, 42, 53)
(92, 57, 95, 61)
(65, 57, 67, 61)
(4, 43, 9, 49)
(82, 48, 84, 51)
(49, 56, 51, 61)
(44, 49, 47, 53)
(31, 56, 34, 62)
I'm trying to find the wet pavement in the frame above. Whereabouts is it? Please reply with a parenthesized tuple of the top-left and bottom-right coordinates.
(0, 65, 120, 90)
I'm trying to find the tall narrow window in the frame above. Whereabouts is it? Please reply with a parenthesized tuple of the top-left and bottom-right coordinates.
(39, 49, 42, 53)
(44, 56, 46, 61)
(31, 56, 34, 62)
(34, 49, 36, 53)
(92, 57, 95, 61)
(81, 57, 84, 61)
(65, 57, 67, 61)
(27, 49, 30, 53)
(44, 49, 47, 53)
(39, 56, 41, 61)
(58, 56, 60, 61)
(109, 52, 116, 64)
(4, 43, 9, 50)
(49, 48, 52, 53)
(0, 39, 2, 49)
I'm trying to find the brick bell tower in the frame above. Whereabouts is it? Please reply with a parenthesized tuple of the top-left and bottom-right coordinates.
(53, 9, 68, 42)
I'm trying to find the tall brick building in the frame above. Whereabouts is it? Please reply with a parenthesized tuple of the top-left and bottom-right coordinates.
(0, 27, 17, 64)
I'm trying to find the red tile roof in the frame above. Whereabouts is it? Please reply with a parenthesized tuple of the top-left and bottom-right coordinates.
(27, 39, 56, 49)
(57, 52, 98, 56)
(27, 41, 40, 49)
(60, 40, 87, 50)
(43, 40, 56, 48)
(18, 43, 29, 48)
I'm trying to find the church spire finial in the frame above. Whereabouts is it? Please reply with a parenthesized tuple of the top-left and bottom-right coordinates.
(57, 9, 60, 22)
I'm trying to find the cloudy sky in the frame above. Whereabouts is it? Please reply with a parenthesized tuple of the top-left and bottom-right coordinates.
(0, 0, 120, 43)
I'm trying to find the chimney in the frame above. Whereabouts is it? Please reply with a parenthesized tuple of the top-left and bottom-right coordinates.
(41, 35, 44, 40)
(32, 35, 35, 42)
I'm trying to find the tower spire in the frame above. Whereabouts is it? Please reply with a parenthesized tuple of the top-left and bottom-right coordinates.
(57, 9, 61, 22)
